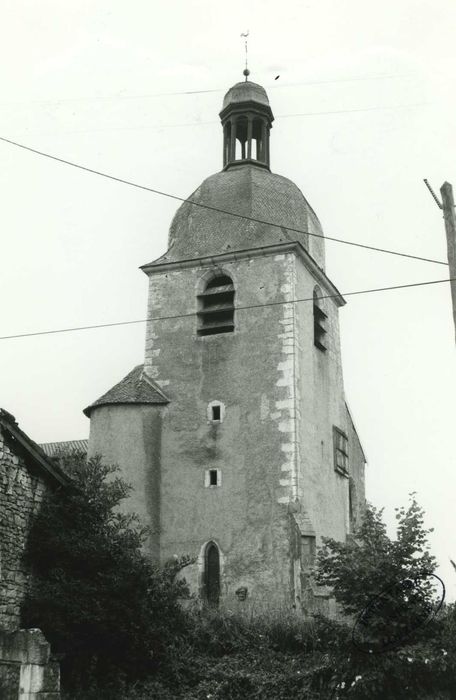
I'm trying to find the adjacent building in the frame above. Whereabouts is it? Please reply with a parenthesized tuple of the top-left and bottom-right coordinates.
(0, 409, 68, 697)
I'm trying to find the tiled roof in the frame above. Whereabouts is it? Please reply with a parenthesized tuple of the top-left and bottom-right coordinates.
(222, 81, 270, 110)
(143, 164, 325, 270)
(83, 365, 169, 417)
(0, 409, 71, 486)
(40, 440, 88, 457)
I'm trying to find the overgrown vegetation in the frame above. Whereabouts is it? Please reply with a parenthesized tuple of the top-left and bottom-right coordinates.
(22, 456, 456, 699)
(21, 453, 189, 693)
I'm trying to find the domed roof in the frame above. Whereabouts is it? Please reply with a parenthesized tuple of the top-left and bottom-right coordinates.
(155, 165, 325, 268)
(222, 81, 270, 110)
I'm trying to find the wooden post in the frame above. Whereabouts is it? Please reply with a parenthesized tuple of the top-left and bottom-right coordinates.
(440, 182, 456, 343)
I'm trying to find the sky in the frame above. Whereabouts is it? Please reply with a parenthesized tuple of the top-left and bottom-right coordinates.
(0, 1, 455, 597)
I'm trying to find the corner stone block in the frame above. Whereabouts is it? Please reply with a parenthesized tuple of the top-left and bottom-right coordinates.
(0, 629, 50, 665)
(19, 660, 60, 697)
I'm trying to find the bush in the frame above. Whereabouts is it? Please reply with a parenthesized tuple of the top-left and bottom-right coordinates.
(21, 452, 190, 692)
(23, 467, 456, 700)
(313, 495, 455, 699)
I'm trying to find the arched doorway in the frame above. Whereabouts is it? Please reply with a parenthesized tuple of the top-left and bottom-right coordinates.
(203, 541, 220, 606)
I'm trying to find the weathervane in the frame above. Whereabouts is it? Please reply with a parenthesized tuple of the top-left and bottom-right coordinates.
(240, 30, 250, 80)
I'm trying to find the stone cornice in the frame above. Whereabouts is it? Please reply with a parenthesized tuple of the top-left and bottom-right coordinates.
(140, 241, 346, 307)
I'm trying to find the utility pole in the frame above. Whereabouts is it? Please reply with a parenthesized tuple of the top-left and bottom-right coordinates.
(440, 182, 456, 344)
(424, 179, 456, 344)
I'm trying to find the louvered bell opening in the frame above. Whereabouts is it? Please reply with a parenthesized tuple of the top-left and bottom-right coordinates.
(313, 304, 327, 351)
(198, 276, 235, 336)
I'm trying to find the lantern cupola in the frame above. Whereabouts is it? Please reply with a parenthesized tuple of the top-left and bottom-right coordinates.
(219, 73, 274, 170)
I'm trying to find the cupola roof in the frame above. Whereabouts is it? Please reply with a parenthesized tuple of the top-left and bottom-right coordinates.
(222, 80, 270, 110)
(142, 75, 326, 270)
(145, 165, 325, 269)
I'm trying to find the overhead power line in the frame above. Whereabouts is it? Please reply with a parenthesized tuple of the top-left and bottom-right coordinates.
(12, 102, 425, 137)
(0, 135, 447, 267)
(0, 73, 413, 107)
(0, 277, 453, 342)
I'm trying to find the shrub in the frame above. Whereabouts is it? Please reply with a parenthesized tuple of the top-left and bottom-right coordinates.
(21, 452, 190, 692)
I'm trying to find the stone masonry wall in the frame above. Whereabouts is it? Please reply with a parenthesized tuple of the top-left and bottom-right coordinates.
(143, 252, 298, 610)
(0, 424, 61, 697)
(0, 426, 47, 632)
(0, 628, 60, 699)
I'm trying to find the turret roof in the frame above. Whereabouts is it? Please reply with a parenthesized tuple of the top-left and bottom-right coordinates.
(83, 365, 169, 417)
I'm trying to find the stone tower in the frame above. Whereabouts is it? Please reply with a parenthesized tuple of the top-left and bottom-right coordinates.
(85, 76, 366, 613)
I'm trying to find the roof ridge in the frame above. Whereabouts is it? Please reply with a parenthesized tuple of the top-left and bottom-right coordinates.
(140, 369, 170, 401)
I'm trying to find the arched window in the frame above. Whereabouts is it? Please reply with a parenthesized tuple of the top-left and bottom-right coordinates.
(313, 286, 327, 351)
(252, 118, 264, 161)
(197, 274, 235, 336)
(235, 116, 248, 160)
(223, 122, 231, 167)
(203, 541, 220, 606)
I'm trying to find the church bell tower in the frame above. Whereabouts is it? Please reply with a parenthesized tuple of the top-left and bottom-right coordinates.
(86, 72, 366, 614)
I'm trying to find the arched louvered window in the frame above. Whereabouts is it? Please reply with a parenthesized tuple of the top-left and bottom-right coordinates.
(197, 274, 235, 336)
(313, 286, 327, 351)
(203, 541, 220, 606)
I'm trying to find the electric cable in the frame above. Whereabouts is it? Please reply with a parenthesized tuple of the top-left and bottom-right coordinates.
(0, 276, 453, 342)
(0, 135, 446, 267)
(0, 73, 414, 107)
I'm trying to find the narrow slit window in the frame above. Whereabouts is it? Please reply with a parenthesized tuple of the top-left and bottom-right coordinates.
(348, 478, 357, 532)
(212, 405, 221, 421)
(209, 469, 218, 486)
(204, 541, 221, 606)
(349, 482, 354, 528)
(198, 274, 235, 336)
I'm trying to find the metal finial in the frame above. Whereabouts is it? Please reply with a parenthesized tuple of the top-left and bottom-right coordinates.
(240, 30, 249, 80)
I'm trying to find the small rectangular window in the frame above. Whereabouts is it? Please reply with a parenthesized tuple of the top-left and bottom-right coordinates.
(205, 468, 222, 487)
(212, 405, 221, 422)
(333, 427, 348, 476)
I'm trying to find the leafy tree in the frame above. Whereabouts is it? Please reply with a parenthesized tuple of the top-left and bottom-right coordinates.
(316, 494, 437, 618)
(316, 494, 440, 650)
(21, 452, 190, 692)
(313, 494, 456, 699)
